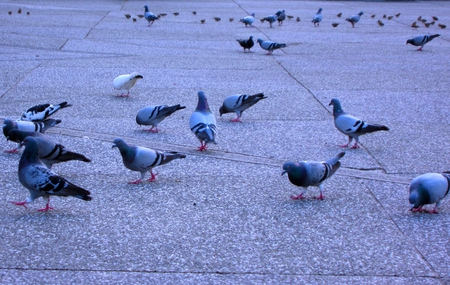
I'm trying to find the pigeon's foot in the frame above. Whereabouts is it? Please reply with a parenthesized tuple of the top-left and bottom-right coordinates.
(314, 193, 325, 200)
(128, 179, 142, 184)
(425, 209, 439, 214)
(411, 206, 423, 213)
(350, 143, 360, 149)
(4, 148, 20, 154)
(339, 144, 350, 148)
(290, 193, 305, 200)
(144, 127, 159, 133)
(417, 47, 423, 51)
(231, 117, 241, 123)
(266, 51, 273, 55)
(11, 201, 28, 208)
(198, 145, 208, 151)
(147, 171, 158, 182)
(38, 203, 54, 212)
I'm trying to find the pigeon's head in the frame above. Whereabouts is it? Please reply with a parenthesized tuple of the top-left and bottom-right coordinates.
(318, 8, 323, 13)
(6, 129, 24, 143)
(251, 13, 255, 17)
(282, 162, 299, 176)
(406, 38, 414, 45)
(219, 105, 225, 116)
(20, 136, 38, 151)
(130, 72, 143, 80)
(112, 138, 127, 149)
(409, 190, 421, 210)
(257, 38, 263, 44)
(358, 12, 364, 16)
(144, 5, 149, 12)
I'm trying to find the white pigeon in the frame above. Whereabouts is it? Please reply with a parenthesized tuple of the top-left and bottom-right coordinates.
(113, 72, 143, 97)
(329, 98, 389, 149)
(409, 172, 450, 213)
(257, 38, 286, 55)
(219, 93, 267, 122)
(136, 104, 186, 133)
(20, 101, 72, 121)
(282, 152, 345, 200)
(112, 138, 186, 184)
(12, 136, 92, 212)
(144, 5, 159, 26)
(189, 91, 217, 151)
(240, 13, 255, 27)
(312, 8, 323, 27)
(2, 118, 61, 153)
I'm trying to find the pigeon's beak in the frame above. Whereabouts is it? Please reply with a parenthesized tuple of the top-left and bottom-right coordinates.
(281, 170, 287, 176)
(112, 144, 117, 149)
(328, 101, 333, 106)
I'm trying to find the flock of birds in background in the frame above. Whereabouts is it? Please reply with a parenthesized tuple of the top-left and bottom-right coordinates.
(2, 5, 449, 214)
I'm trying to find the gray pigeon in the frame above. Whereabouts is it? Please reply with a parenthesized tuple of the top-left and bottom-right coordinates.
(12, 136, 92, 212)
(3, 118, 61, 153)
(189, 91, 217, 151)
(329, 98, 389, 149)
(240, 13, 255, 27)
(20, 101, 72, 121)
(257, 38, 287, 55)
(112, 138, 186, 184)
(136, 104, 186, 133)
(312, 8, 323, 27)
(144, 5, 159, 26)
(282, 152, 345, 200)
(219, 93, 267, 122)
(275, 10, 286, 25)
(346, 11, 364, 27)
(406, 34, 440, 51)
(113, 72, 143, 97)
(236, 36, 254, 52)
(409, 172, 450, 213)
(7, 129, 91, 168)
(261, 15, 277, 28)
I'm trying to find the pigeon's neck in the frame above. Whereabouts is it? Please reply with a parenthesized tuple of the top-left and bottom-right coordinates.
(144, 6, 149, 13)
(120, 147, 135, 162)
(19, 148, 39, 168)
(197, 97, 210, 112)
(332, 104, 345, 117)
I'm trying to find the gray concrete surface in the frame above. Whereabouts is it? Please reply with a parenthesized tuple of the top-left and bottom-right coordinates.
(0, 0, 449, 284)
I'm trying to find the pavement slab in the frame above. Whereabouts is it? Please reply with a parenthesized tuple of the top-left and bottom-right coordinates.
(0, 0, 449, 284)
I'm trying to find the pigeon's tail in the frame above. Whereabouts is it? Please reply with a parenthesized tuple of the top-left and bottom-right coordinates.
(363, 124, 389, 134)
(55, 150, 91, 163)
(41, 119, 62, 133)
(58, 102, 72, 110)
(62, 183, 92, 201)
(325, 152, 345, 166)
(276, 43, 287, 48)
(163, 152, 187, 164)
(430, 34, 441, 41)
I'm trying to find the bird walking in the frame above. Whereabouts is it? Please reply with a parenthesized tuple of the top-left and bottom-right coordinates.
(12, 137, 92, 212)
(406, 34, 440, 51)
(136, 104, 186, 133)
(346, 12, 364, 27)
(113, 72, 143, 97)
(20, 101, 72, 121)
(240, 13, 255, 27)
(144, 5, 159, 26)
(312, 8, 323, 27)
(112, 138, 185, 184)
(189, 91, 217, 151)
(282, 152, 345, 200)
(236, 36, 254, 52)
(6, 130, 91, 168)
(219, 93, 267, 122)
(409, 173, 450, 213)
(261, 15, 277, 28)
(276, 10, 286, 25)
(329, 98, 389, 149)
(257, 38, 286, 55)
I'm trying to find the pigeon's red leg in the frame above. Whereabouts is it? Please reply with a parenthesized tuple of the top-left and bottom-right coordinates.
(38, 201, 54, 212)
(417, 47, 423, 51)
(315, 192, 325, 200)
(198, 141, 208, 151)
(11, 201, 28, 208)
(290, 193, 305, 200)
(350, 142, 360, 149)
(231, 117, 241, 122)
(4, 148, 20, 154)
(147, 171, 158, 182)
(411, 206, 423, 212)
(128, 179, 142, 184)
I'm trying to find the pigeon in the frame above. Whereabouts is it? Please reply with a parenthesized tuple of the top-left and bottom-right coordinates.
(387, 16, 393, 20)
(346, 12, 364, 28)
(219, 93, 267, 122)
(371, 14, 376, 18)
(18, 8, 22, 14)
(329, 98, 389, 149)
(113, 72, 143, 97)
(133, 18, 137, 22)
(7, 129, 91, 168)
(173, 12, 179, 16)
(257, 38, 286, 55)
(395, 13, 401, 17)
(378, 20, 384, 27)
(136, 104, 186, 133)
(240, 13, 255, 27)
(282, 152, 345, 200)
(3, 118, 61, 153)
(406, 34, 440, 51)
(189, 91, 217, 151)
(287, 15, 294, 20)
(214, 17, 221, 22)
(312, 8, 323, 27)
(229, 18, 234, 22)
(276, 10, 286, 25)
(144, 5, 159, 26)
(337, 12, 342, 17)
(192, 11, 197, 15)
(125, 14, 131, 19)
(332, 23, 339, 27)
(432, 16, 438, 21)
(411, 21, 419, 28)
(425, 23, 431, 28)
(12, 136, 92, 212)
(236, 36, 254, 52)
(383, 14, 387, 19)
(261, 15, 277, 28)
(8, 11, 12, 15)
(296, 17, 301, 22)
(438, 24, 446, 29)
(137, 14, 144, 18)
(409, 172, 450, 213)
(417, 16, 422, 21)
(20, 101, 72, 121)
(200, 19, 205, 24)
(112, 138, 186, 184)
